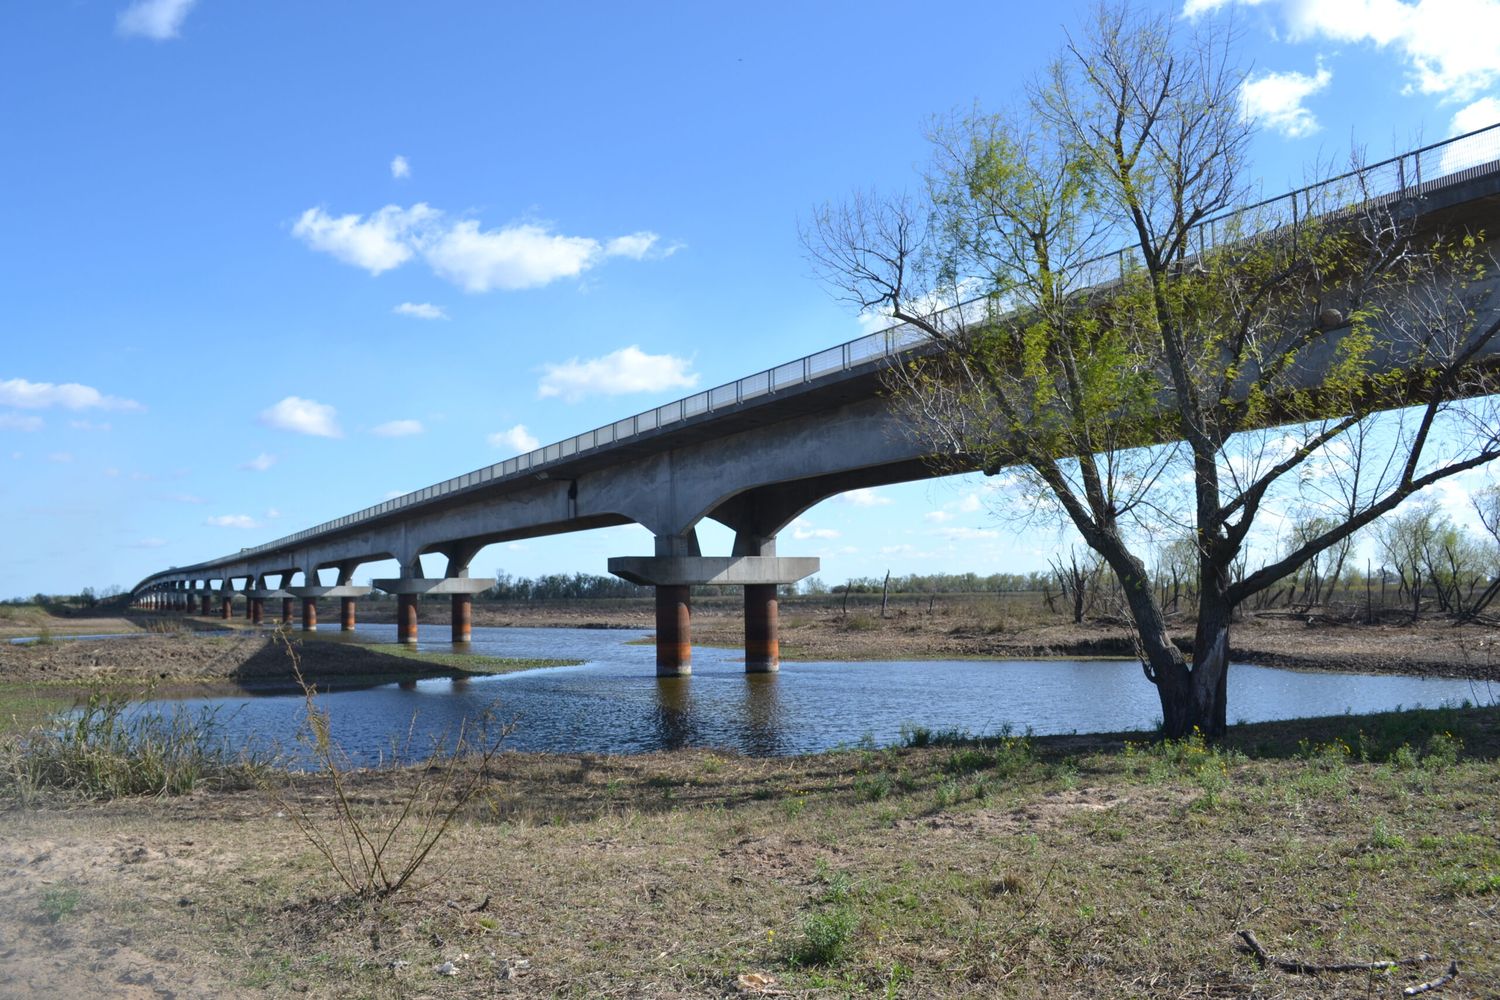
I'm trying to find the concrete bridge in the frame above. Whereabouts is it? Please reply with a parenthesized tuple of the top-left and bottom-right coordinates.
(131, 127, 1500, 675)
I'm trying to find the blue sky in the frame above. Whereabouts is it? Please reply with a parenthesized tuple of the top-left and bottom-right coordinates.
(3, 0, 1499, 598)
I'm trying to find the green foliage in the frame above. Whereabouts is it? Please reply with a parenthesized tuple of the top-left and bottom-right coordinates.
(37, 887, 82, 924)
(0, 689, 264, 802)
(788, 905, 859, 967)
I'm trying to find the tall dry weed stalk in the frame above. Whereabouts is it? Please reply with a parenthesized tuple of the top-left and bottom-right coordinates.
(271, 629, 509, 898)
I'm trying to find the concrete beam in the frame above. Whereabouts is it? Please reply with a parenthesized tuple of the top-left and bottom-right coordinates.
(284, 585, 374, 599)
(607, 555, 818, 587)
(370, 577, 494, 596)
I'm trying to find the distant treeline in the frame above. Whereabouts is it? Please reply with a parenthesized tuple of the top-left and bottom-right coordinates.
(475, 570, 1054, 602)
(485, 572, 651, 601)
(811, 572, 1052, 595)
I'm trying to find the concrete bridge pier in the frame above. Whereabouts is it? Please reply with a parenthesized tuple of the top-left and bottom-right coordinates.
(609, 537, 817, 677)
(372, 571, 494, 646)
(220, 586, 233, 619)
(285, 579, 373, 635)
(744, 584, 779, 673)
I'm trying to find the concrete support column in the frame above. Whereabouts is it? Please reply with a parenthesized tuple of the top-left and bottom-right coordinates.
(341, 597, 357, 632)
(200, 594, 211, 615)
(397, 594, 419, 644)
(451, 593, 471, 644)
(221, 596, 232, 619)
(301, 598, 317, 631)
(655, 584, 692, 677)
(744, 583, 779, 672)
(282, 598, 293, 624)
(250, 598, 264, 625)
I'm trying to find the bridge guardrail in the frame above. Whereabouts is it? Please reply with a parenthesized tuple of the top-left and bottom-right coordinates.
(213, 123, 1500, 568)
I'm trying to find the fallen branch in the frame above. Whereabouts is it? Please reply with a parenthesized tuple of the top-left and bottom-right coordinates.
(1403, 960, 1460, 996)
(1236, 930, 1433, 974)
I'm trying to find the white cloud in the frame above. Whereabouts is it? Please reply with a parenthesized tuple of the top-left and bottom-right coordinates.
(0, 414, 43, 432)
(924, 510, 954, 523)
(390, 155, 410, 179)
(241, 452, 276, 472)
(488, 424, 541, 452)
(68, 420, 112, 432)
(424, 221, 602, 292)
(292, 201, 665, 292)
(258, 396, 341, 438)
(1441, 96, 1500, 171)
(291, 203, 437, 275)
(372, 419, 424, 437)
(791, 518, 841, 540)
(1197, 0, 1500, 101)
(117, 0, 196, 40)
(1450, 95, 1500, 135)
(604, 232, 660, 259)
(394, 302, 448, 320)
(537, 345, 697, 402)
(837, 487, 893, 507)
(0, 378, 143, 412)
(205, 514, 260, 529)
(1240, 64, 1332, 138)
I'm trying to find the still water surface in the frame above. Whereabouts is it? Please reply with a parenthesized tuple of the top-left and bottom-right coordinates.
(144, 624, 1489, 761)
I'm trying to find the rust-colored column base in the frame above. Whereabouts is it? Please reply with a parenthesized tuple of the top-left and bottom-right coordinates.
(397, 594, 419, 644)
(281, 598, 293, 624)
(250, 598, 264, 625)
(221, 598, 232, 620)
(744, 584, 780, 672)
(201, 596, 211, 615)
(655, 584, 692, 676)
(451, 593, 472, 644)
(341, 597, 357, 632)
(301, 598, 318, 631)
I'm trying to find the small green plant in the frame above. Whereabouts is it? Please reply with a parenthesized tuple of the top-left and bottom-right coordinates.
(1369, 818, 1409, 851)
(788, 905, 859, 966)
(37, 887, 81, 924)
(1422, 731, 1462, 770)
(853, 772, 892, 802)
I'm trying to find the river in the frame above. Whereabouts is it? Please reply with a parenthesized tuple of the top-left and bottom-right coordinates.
(133, 623, 1488, 762)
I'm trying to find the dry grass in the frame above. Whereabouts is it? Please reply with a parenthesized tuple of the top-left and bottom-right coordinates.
(0, 706, 1495, 998)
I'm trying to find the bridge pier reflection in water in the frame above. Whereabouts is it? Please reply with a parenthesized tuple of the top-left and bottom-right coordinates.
(651, 670, 783, 754)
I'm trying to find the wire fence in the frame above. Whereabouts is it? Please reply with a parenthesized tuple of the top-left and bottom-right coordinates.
(180, 123, 1500, 573)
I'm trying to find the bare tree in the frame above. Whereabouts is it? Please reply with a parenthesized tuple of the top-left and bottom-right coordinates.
(807, 2, 1500, 737)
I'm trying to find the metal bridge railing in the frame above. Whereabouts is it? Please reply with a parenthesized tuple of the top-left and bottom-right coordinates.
(217, 123, 1500, 567)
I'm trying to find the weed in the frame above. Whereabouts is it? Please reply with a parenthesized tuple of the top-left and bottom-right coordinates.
(0, 688, 265, 802)
(271, 630, 510, 899)
(1369, 818, 1409, 851)
(788, 905, 859, 966)
(853, 772, 892, 802)
(37, 887, 81, 923)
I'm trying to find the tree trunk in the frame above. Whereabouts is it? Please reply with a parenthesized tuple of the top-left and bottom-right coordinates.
(1154, 586, 1234, 740)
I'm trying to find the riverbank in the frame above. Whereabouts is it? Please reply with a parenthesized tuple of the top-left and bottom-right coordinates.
(0, 632, 578, 732)
(389, 599, 1500, 680)
(0, 704, 1495, 997)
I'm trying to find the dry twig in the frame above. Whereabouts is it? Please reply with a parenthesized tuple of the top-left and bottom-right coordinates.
(1236, 929, 1433, 974)
(1402, 959, 1460, 996)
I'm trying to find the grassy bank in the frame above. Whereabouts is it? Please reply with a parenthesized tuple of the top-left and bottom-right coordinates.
(0, 703, 1495, 997)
